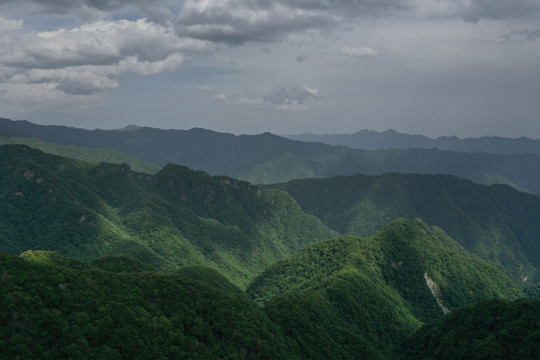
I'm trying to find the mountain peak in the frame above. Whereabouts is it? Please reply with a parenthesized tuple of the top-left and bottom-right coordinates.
(116, 124, 141, 132)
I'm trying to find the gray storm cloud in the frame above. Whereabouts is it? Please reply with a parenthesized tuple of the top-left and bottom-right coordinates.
(1, 0, 540, 138)
(264, 85, 318, 105)
(0, 0, 173, 23)
(0, 0, 163, 12)
(175, 0, 407, 45)
(502, 29, 540, 41)
(458, 0, 540, 22)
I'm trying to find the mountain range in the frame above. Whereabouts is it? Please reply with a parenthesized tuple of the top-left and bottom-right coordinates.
(1, 118, 540, 358)
(2, 118, 540, 194)
(285, 129, 540, 155)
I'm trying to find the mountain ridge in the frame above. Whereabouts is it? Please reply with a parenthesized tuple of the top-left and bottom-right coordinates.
(0, 144, 336, 288)
(268, 172, 540, 285)
(3, 118, 540, 194)
(285, 128, 540, 155)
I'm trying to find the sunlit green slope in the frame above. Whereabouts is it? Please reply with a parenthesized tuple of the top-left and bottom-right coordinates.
(0, 145, 336, 288)
(247, 219, 523, 358)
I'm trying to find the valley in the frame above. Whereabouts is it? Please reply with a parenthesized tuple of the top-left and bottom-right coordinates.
(1, 120, 539, 359)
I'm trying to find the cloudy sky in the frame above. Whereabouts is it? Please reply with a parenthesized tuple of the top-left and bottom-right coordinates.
(1, 0, 540, 138)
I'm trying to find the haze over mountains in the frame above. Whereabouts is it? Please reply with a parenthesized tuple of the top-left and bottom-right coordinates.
(1, 117, 540, 359)
(286, 129, 540, 155)
(2, 118, 540, 194)
(3, 0, 540, 355)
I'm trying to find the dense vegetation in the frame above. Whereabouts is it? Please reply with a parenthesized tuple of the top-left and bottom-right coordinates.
(2, 126, 539, 359)
(0, 135, 160, 174)
(286, 128, 540, 155)
(269, 172, 540, 284)
(0, 145, 336, 288)
(2, 118, 540, 193)
(2, 221, 528, 360)
(397, 298, 540, 360)
(0, 250, 299, 359)
(248, 219, 523, 357)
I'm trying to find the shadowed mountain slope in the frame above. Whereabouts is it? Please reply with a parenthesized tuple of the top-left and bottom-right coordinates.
(0, 134, 160, 174)
(269, 173, 540, 284)
(397, 298, 540, 360)
(2, 118, 540, 193)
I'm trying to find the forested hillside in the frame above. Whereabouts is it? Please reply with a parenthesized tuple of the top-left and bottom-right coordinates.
(0, 145, 336, 288)
(397, 298, 540, 360)
(0, 250, 299, 359)
(269, 173, 540, 284)
(247, 219, 523, 358)
(1, 140, 538, 359)
(1, 221, 529, 360)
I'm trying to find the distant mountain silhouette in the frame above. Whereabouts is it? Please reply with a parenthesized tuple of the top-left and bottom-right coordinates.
(285, 129, 540, 155)
(2, 118, 540, 194)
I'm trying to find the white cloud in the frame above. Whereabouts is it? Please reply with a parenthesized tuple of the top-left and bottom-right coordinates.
(0, 17, 23, 33)
(304, 86, 318, 95)
(214, 93, 227, 102)
(0, 18, 212, 96)
(340, 46, 378, 58)
(0, 82, 66, 103)
(235, 84, 319, 111)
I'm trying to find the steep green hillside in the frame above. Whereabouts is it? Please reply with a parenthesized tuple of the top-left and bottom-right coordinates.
(397, 298, 540, 360)
(0, 145, 336, 288)
(0, 251, 299, 359)
(2, 118, 540, 193)
(0, 135, 160, 174)
(0, 237, 533, 360)
(247, 219, 523, 357)
(270, 173, 540, 284)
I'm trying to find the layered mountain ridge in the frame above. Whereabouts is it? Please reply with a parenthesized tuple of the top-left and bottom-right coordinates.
(285, 128, 540, 155)
(1, 120, 539, 359)
(269, 172, 540, 284)
(2, 118, 540, 193)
